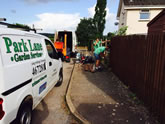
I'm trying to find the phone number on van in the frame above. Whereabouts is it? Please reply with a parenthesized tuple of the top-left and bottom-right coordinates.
(32, 61, 46, 75)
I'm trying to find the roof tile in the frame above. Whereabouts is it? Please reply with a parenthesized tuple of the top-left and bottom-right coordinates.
(124, 0, 165, 6)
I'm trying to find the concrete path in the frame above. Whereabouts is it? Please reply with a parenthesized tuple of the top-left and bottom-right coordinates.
(67, 64, 159, 124)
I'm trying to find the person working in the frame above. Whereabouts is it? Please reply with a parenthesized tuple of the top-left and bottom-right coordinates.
(93, 38, 101, 50)
(94, 46, 105, 70)
(93, 38, 106, 70)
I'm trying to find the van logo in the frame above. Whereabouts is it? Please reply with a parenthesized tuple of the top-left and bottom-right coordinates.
(39, 82, 47, 94)
(3, 37, 43, 62)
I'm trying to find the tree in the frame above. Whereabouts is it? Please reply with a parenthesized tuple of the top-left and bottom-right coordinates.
(104, 26, 128, 40)
(15, 23, 31, 29)
(40, 33, 54, 42)
(107, 32, 116, 40)
(93, 0, 107, 39)
(116, 26, 128, 36)
(75, 18, 96, 46)
(8, 23, 31, 30)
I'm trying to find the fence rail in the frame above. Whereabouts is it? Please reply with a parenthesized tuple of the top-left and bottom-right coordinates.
(110, 34, 165, 123)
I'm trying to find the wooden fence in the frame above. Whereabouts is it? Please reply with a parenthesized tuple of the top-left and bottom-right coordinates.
(110, 34, 165, 123)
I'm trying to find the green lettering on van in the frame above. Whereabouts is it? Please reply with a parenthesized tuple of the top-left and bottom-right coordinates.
(3, 37, 12, 53)
(13, 53, 31, 62)
(21, 39, 29, 52)
(28, 40, 33, 51)
(32, 75, 47, 87)
(28, 40, 43, 52)
(18, 42, 23, 52)
(13, 42, 20, 52)
(14, 54, 20, 62)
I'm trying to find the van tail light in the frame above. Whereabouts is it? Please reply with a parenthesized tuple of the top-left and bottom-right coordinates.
(66, 56, 69, 59)
(0, 98, 5, 120)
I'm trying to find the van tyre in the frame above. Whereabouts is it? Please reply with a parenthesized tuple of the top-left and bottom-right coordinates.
(16, 103, 32, 124)
(55, 69, 63, 87)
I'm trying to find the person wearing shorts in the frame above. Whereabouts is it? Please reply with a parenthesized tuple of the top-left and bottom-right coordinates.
(94, 46, 105, 70)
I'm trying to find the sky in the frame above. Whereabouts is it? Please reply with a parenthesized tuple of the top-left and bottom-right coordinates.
(0, 0, 119, 34)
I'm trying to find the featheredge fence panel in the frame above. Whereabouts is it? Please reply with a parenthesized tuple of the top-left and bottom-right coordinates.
(110, 33, 165, 123)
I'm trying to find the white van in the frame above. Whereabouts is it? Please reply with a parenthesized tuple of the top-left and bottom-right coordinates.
(0, 27, 63, 124)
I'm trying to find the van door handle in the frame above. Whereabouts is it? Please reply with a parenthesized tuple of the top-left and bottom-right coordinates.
(49, 62, 52, 66)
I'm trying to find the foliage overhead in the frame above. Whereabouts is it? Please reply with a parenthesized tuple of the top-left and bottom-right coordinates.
(93, 0, 107, 39)
(8, 23, 31, 30)
(75, 18, 96, 46)
(105, 26, 128, 40)
(40, 33, 54, 42)
(75, 0, 107, 46)
(15, 23, 31, 29)
(116, 26, 128, 36)
(107, 32, 116, 40)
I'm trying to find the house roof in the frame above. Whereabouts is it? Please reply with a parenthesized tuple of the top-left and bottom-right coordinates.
(147, 9, 165, 27)
(117, 0, 165, 18)
(123, 0, 165, 6)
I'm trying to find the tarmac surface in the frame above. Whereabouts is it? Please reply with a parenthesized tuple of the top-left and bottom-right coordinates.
(67, 63, 159, 124)
(32, 62, 79, 124)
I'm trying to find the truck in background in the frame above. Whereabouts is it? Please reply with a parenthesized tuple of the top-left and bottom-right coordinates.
(54, 31, 77, 62)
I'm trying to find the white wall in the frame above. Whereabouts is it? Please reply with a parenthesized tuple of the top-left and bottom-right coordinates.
(119, 2, 127, 29)
(126, 9, 162, 34)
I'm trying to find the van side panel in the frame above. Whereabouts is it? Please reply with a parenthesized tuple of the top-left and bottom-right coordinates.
(0, 35, 46, 123)
(0, 35, 44, 93)
(0, 31, 62, 123)
(0, 84, 33, 123)
(0, 43, 5, 93)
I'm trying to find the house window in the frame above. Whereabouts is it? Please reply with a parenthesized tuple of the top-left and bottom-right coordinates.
(140, 10, 150, 20)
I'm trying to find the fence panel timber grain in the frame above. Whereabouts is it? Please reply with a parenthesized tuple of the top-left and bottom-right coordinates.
(110, 34, 165, 123)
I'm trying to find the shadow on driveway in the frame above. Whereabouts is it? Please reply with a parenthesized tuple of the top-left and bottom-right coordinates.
(32, 100, 49, 124)
(70, 64, 159, 124)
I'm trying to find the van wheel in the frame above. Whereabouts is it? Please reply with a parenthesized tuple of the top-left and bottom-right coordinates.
(55, 69, 63, 87)
(16, 103, 32, 124)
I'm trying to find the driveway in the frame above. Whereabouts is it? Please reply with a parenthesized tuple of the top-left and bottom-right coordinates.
(32, 62, 79, 124)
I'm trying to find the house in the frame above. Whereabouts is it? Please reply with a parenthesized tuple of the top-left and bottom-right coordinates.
(147, 9, 165, 34)
(117, 0, 165, 34)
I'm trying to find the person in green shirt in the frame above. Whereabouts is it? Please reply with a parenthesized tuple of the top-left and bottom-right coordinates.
(94, 46, 105, 70)
(93, 38, 106, 70)
(94, 46, 105, 55)
(93, 38, 101, 51)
